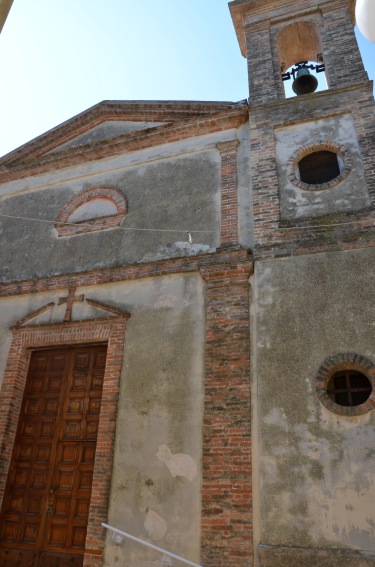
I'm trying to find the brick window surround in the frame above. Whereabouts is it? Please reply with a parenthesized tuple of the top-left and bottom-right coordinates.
(55, 187, 128, 237)
(0, 316, 129, 567)
(315, 353, 375, 416)
(287, 142, 352, 192)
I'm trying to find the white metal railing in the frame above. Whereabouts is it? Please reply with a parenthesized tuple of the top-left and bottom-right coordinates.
(102, 523, 204, 567)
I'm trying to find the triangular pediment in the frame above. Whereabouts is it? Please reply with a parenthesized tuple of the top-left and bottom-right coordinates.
(0, 100, 247, 173)
(47, 120, 165, 154)
(10, 292, 130, 329)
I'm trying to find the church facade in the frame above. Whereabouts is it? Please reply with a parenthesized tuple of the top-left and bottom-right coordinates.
(0, 1, 374, 566)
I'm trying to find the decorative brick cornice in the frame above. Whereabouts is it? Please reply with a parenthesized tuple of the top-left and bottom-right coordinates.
(0, 107, 248, 183)
(0, 248, 253, 298)
(216, 140, 240, 155)
(0, 101, 246, 167)
(199, 262, 253, 287)
(243, 19, 271, 34)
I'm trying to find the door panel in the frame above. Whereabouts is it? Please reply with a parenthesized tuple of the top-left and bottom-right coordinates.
(0, 345, 107, 567)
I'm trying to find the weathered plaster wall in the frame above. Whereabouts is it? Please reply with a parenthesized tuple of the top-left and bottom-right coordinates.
(275, 114, 370, 221)
(253, 248, 375, 556)
(104, 273, 205, 566)
(48, 121, 165, 153)
(0, 273, 205, 564)
(0, 125, 253, 284)
(0, 145, 221, 282)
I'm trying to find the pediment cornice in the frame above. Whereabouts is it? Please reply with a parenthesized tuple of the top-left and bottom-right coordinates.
(0, 101, 248, 183)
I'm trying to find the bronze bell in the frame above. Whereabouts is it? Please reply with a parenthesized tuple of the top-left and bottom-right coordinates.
(292, 68, 318, 95)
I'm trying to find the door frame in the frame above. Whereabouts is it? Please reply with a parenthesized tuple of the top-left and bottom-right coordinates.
(0, 316, 129, 567)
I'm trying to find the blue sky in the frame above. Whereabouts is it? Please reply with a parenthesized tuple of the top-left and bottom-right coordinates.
(0, 0, 374, 157)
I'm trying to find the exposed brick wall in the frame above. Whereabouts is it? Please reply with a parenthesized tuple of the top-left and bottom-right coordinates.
(200, 263, 253, 567)
(0, 317, 129, 567)
(235, 0, 366, 105)
(245, 21, 277, 105)
(217, 140, 240, 246)
(320, 1, 368, 88)
(248, 83, 375, 259)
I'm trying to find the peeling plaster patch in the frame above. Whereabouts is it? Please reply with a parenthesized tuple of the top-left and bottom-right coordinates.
(156, 445, 197, 482)
(144, 510, 168, 542)
(262, 459, 279, 485)
(142, 242, 216, 263)
(263, 407, 289, 432)
(133, 560, 165, 567)
(154, 294, 178, 309)
(271, 446, 290, 456)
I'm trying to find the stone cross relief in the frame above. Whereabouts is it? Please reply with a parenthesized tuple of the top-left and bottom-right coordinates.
(58, 287, 85, 322)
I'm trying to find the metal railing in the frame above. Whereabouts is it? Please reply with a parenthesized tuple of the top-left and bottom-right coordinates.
(102, 523, 203, 567)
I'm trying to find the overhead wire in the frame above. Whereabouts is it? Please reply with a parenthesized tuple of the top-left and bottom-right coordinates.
(0, 213, 215, 235)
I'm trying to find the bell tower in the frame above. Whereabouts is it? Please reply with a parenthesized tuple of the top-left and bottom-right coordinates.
(229, 2, 375, 567)
(230, 0, 375, 255)
(230, 0, 367, 103)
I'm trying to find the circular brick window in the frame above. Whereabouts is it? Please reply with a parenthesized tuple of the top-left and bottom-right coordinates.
(315, 353, 375, 416)
(288, 142, 352, 192)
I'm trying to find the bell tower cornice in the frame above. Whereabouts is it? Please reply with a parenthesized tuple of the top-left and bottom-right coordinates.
(229, 0, 365, 104)
(229, 0, 356, 57)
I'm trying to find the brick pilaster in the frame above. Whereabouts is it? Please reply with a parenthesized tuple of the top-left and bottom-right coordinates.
(200, 262, 253, 567)
(217, 140, 240, 247)
(320, 0, 368, 88)
(244, 21, 278, 105)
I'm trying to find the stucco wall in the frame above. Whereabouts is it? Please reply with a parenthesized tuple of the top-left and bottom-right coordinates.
(48, 121, 165, 152)
(0, 149, 220, 282)
(252, 248, 375, 555)
(275, 114, 370, 222)
(0, 272, 205, 565)
(104, 273, 205, 565)
(0, 125, 251, 283)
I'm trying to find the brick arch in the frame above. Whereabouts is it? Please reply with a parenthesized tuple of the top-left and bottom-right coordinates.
(315, 353, 375, 416)
(277, 20, 322, 72)
(55, 187, 128, 237)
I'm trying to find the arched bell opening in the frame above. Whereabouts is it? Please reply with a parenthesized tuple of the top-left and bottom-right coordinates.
(277, 21, 328, 97)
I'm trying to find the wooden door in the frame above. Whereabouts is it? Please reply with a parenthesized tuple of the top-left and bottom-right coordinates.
(0, 345, 107, 567)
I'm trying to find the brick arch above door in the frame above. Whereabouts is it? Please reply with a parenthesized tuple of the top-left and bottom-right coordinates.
(0, 316, 130, 567)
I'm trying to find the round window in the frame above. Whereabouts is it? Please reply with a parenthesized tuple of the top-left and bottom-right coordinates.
(298, 150, 340, 185)
(315, 353, 375, 416)
(288, 143, 352, 191)
(327, 369, 372, 407)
